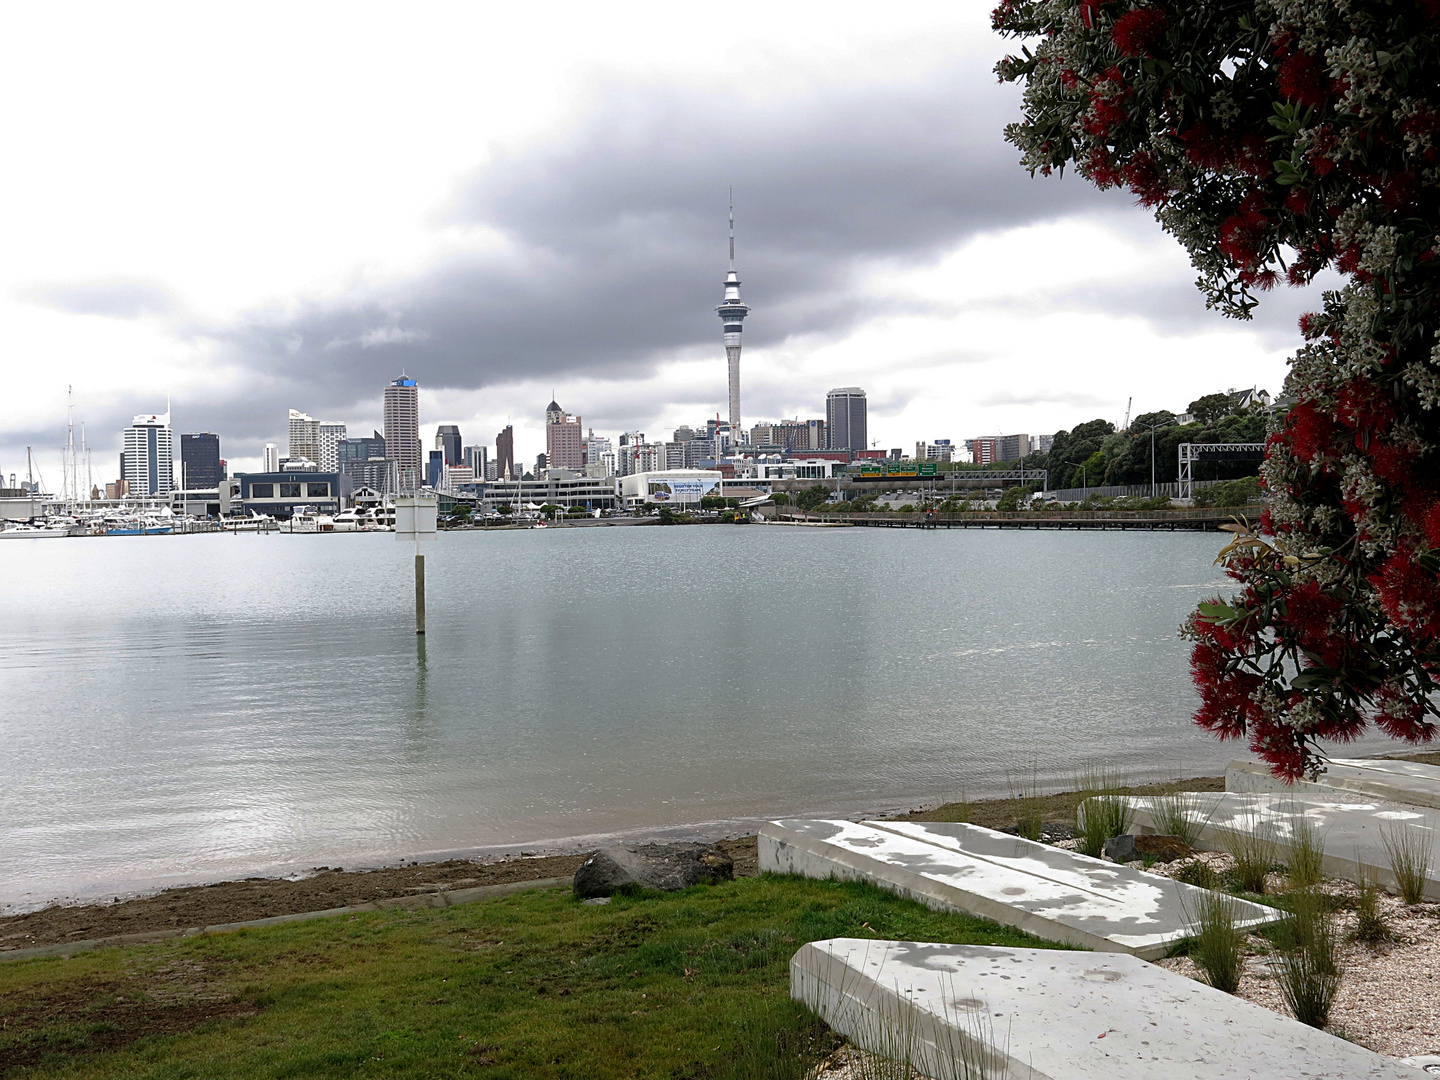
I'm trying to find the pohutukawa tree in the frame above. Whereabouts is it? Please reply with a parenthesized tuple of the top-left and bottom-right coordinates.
(993, 1, 1440, 778)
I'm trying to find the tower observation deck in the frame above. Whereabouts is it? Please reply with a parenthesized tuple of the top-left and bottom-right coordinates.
(716, 197, 750, 432)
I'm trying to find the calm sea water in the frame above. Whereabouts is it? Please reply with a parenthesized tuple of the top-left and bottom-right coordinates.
(0, 524, 1376, 911)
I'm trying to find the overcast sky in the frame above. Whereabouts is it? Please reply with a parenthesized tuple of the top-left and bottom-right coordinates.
(1, 1, 1316, 483)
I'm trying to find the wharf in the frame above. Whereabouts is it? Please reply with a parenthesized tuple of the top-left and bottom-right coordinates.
(776, 507, 1258, 531)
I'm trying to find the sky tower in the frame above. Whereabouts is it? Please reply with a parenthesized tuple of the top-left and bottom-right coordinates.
(716, 195, 750, 433)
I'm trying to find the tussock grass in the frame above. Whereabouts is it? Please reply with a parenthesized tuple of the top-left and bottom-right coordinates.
(1218, 817, 1279, 894)
(1152, 793, 1202, 847)
(1275, 888, 1343, 1029)
(1183, 889, 1246, 994)
(1380, 821, 1434, 905)
(1007, 768, 1045, 842)
(0, 875, 1064, 1080)
(1175, 859, 1222, 891)
(1284, 813, 1327, 890)
(1073, 769, 1133, 859)
(1350, 865, 1393, 945)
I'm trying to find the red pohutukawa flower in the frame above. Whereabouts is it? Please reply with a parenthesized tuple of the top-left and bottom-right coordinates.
(995, 0, 1440, 777)
(1112, 7, 1167, 56)
(1277, 52, 1333, 108)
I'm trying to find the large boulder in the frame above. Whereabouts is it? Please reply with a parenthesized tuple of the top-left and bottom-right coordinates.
(572, 842, 734, 899)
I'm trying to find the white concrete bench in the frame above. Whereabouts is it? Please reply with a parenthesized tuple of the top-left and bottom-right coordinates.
(1229, 757, 1440, 810)
(759, 819, 1280, 959)
(1126, 792, 1440, 900)
(792, 937, 1425, 1079)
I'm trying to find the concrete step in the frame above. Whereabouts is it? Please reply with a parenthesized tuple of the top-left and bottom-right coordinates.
(792, 937, 1425, 1079)
(1228, 757, 1440, 811)
(759, 819, 1280, 959)
(1126, 792, 1440, 900)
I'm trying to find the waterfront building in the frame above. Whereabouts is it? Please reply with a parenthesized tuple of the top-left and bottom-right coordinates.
(318, 421, 346, 472)
(122, 410, 174, 496)
(436, 424, 462, 465)
(545, 400, 584, 470)
(179, 433, 222, 489)
(383, 376, 422, 489)
(460, 473, 618, 511)
(716, 199, 751, 432)
(237, 470, 350, 518)
(263, 443, 280, 472)
(826, 388, 868, 452)
(496, 425, 515, 479)
(169, 487, 222, 518)
(288, 410, 320, 464)
(618, 469, 723, 508)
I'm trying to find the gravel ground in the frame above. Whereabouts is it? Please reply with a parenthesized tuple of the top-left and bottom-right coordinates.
(1150, 852, 1440, 1059)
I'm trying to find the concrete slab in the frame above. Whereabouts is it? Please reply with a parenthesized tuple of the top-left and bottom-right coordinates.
(1228, 757, 1440, 811)
(792, 937, 1425, 1079)
(759, 819, 1279, 960)
(1126, 793, 1440, 900)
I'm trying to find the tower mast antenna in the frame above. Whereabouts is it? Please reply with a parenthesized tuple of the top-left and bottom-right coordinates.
(717, 190, 750, 435)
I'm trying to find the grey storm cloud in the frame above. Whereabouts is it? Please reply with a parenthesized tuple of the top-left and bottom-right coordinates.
(199, 63, 1122, 438)
(20, 279, 179, 319)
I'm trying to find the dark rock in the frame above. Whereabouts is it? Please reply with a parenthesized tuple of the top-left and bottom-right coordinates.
(1101, 835, 1137, 863)
(1102, 834, 1194, 864)
(1134, 834, 1194, 863)
(572, 843, 734, 899)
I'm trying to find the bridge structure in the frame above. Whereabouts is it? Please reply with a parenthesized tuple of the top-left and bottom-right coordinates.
(775, 505, 1259, 531)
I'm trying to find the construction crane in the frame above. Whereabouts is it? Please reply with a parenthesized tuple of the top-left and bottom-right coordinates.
(1123, 396, 1132, 432)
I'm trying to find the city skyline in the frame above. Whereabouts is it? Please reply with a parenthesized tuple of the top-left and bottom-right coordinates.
(0, 4, 1329, 485)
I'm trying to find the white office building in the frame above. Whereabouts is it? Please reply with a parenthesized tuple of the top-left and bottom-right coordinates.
(318, 421, 347, 472)
(122, 411, 174, 496)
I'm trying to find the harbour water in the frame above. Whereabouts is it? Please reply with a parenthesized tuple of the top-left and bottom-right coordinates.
(0, 526, 1381, 912)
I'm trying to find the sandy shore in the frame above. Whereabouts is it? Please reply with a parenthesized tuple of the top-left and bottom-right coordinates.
(0, 775, 1225, 953)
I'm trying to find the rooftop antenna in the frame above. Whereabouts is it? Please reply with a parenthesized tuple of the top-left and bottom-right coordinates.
(728, 187, 735, 270)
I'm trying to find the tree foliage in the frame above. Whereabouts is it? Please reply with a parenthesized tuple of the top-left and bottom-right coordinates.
(995, 0, 1440, 777)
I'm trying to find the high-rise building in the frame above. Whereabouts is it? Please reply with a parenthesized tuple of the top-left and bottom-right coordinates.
(288, 410, 320, 463)
(970, 434, 1031, 464)
(427, 450, 444, 490)
(583, 429, 612, 470)
(463, 444, 488, 477)
(916, 439, 954, 463)
(716, 198, 750, 432)
(545, 399, 584, 470)
(122, 411, 174, 495)
(384, 376, 421, 489)
(436, 424, 462, 466)
(263, 443, 280, 472)
(825, 388, 868, 453)
(179, 433, 221, 489)
(318, 421, 347, 472)
(496, 425, 515, 479)
(338, 431, 387, 489)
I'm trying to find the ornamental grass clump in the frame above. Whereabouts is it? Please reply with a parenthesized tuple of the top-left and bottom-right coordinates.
(1184, 889, 1246, 994)
(1152, 793, 1201, 848)
(1285, 814, 1327, 890)
(1275, 889, 1343, 1029)
(1007, 768, 1045, 842)
(994, 1, 1440, 784)
(1351, 865, 1394, 945)
(1380, 822, 1434, 906)
(1218, 819, 1278, 895)
(1074, 769, 1133, 858)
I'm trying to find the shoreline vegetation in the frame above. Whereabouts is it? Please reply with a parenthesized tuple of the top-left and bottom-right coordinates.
(5, 759, 1440, 1076)
(0, 775, 1227, 954)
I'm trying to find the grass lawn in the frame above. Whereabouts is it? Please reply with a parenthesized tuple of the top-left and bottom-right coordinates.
(0, 875, 1072, 1079)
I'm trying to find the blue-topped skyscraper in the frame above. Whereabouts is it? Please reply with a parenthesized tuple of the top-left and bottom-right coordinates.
(716, 196, 750, 433)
